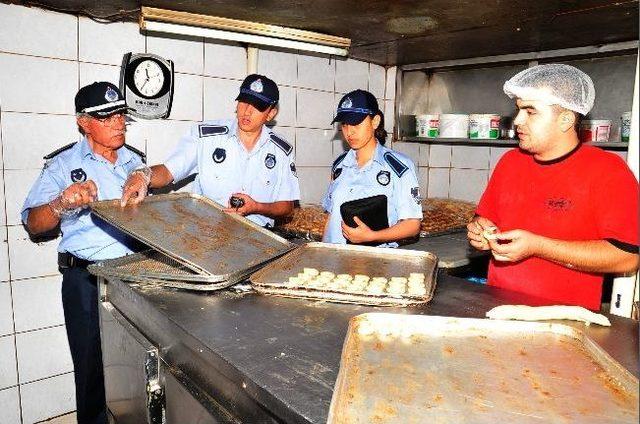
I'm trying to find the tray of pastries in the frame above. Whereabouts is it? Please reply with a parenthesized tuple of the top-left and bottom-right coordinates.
(250, 242, 438, 306)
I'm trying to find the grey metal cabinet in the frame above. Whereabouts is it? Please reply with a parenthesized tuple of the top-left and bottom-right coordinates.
(100, 301, 163, 423)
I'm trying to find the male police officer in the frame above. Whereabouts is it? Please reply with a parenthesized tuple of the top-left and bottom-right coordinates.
(22, 82, 146, 424)
(121, 74, 300, 226)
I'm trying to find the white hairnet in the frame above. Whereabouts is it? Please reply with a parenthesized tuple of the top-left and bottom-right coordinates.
(503, 64, 595, 115)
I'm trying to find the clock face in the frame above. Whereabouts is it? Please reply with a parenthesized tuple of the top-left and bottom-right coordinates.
(133, 59, 165, 98)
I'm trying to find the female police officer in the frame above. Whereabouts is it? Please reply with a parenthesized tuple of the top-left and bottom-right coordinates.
(322, 89, 422, 246)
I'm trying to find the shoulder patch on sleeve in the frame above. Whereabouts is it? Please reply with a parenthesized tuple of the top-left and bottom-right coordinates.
(383, 152, 409, 177)
(198, 125, 229, 138)
(269, 133, 293, 156)
(43, 142, 76, 160)
(124, 144, 147, 164)
(332, 152, 348, 172)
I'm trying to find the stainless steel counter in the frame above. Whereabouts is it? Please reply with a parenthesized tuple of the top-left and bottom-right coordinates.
(101, 271, 638, 424)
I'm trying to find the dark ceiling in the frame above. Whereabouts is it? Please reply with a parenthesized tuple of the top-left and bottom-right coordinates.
(7, 0, 640, 66)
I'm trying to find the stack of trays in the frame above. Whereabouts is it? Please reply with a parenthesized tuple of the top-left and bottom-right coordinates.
(88, 193, 295, 291)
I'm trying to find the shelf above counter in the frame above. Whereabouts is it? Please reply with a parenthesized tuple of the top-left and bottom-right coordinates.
(400, 137, 630, 151)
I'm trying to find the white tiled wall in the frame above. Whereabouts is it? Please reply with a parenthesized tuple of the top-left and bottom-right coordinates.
(0, 335, 18, 389)
(20, 372, 75, 424)
(0, 387, 21, 424)
(0, 3, 397, 421)
(12, 276, 64, 333)
(16, 326, 73, 383)
(386, 141, 505, 203)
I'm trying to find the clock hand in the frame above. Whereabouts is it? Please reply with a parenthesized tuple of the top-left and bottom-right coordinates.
(141, 80, 148, 90)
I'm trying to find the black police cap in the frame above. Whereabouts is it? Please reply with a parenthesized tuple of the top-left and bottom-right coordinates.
(332, 89, 380, 125)
(75, 81, 131, 117)
(235, 74, 279, 112)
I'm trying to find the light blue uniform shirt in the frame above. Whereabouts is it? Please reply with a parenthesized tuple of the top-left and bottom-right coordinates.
(164, 119, 300, 227)
(21, 138, 144, 261)
(322, 143, 423, 247)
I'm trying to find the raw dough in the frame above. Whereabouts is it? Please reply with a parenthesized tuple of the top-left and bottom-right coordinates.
(486, 305, 611, 327)
(483, 226, 498, 241)
(303, 267, 319, 276)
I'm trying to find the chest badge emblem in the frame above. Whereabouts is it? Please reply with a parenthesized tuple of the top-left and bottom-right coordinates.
(212, 148, 226, 164)
(376, 170, 390, 186)
(265, 153, 276, 169)
(70, 168, 87, 183)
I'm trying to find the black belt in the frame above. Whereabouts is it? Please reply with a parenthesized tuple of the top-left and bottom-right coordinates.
(58, 252, 94, 269)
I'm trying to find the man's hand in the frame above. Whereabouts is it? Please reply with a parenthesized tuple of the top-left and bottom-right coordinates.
(121, 167, 151, 207)
(467, 216, 498, 251)
(341, 216, 376, 244)
(224, 193, 259, 216)
(488, 229, 543, 262)
(49, 180, 98, 216)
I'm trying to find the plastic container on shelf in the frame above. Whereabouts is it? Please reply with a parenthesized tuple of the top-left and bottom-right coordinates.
(579, 120, 612, 143)
(415, 114, 439, 138)
(469, 114, 501, 139)
(439, 113, 469, 138)
(620, 112, 632, 143)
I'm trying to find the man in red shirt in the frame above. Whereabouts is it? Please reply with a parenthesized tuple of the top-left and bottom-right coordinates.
(467, 64, 639, 310)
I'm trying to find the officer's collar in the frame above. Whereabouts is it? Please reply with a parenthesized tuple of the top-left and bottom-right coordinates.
(80, 136, 135, 166)
(343, 141, 385, 168)
(372, 142, 387, 165)
(231, 120, 270, 154)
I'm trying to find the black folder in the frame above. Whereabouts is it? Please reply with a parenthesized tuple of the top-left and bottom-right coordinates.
(340, 195, 389, 245)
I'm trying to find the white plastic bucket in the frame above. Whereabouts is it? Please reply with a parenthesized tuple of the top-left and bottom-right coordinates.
(439, 114, 469, 138)
(469, 114, 501, 139)
(621, 112, 632, 143)
(416, 114, 439, 138)
(579, 120, 611, 143)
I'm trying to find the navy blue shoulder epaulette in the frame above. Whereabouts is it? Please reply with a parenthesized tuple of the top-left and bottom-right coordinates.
(269, 133, 293, 156)
(198, 124, 229, 138)
(332, 152, 348, 172)
(124, 144, 147, 163)
(43, 142, 76, 160)
(383, 152, 409, 177)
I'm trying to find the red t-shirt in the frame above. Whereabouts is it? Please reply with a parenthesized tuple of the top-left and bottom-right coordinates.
(477, 144, 639, 310)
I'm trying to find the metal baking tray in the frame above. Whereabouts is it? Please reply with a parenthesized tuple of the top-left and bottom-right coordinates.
(90, 193, 295, 281)
(328, 313, 639, 423)
(88, 250, 242, 291)
(250, 242, 438, 306)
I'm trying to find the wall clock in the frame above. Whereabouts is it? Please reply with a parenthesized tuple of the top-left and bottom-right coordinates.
(120, 52, 174, 119)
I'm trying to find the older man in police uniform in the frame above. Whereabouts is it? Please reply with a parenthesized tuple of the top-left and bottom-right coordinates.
(121, 74, 300, 226)
(22, 82, 146, 424)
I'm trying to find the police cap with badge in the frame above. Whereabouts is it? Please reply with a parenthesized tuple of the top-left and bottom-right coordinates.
(236, 74, 279, 112)
(75, 81, 132, 117)
(44, 82, 145, 162)
(332, 89, 379, 125)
